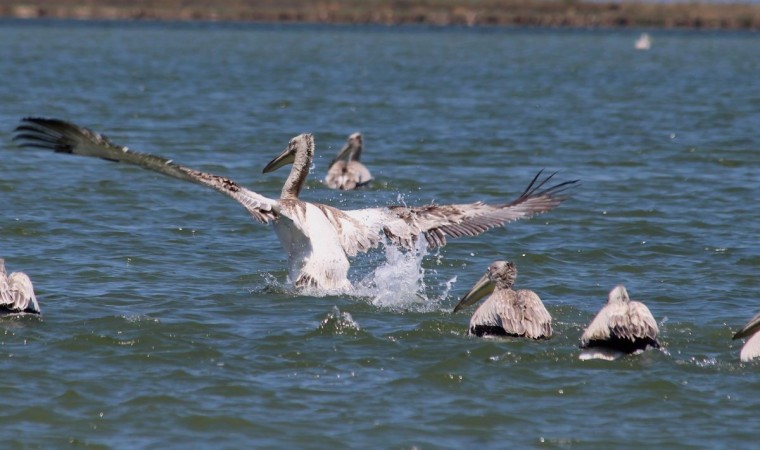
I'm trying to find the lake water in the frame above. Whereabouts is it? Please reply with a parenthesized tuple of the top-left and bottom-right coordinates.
(1, 20, 759, 448)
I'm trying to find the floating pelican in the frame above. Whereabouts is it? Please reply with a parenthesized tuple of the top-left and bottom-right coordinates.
(324, 132, 372, 190)
(635, 33, 652, 51)
(732, 312, 760, 362)
(452, 261, 552, 339)
(0, 259, 40, 315)
(579, 285, 660, 361)
(13, 117, 577, 291)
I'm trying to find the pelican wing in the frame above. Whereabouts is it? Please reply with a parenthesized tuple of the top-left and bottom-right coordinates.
(344, 171, 578, 250)
(580, 301, 658, 347)
(324, 161, 348, 189)
(611, 300, 659, 342)
(13, 117, 278, 224)
(580, 301, 627, 347)
(733, 311, 760, 362)
(324, 161, 372, 190)
(739, 332, 760, 362)
(0, 270, 40, 314)
(491, 290, 552, 339)
(7, 272, 40, 314)
(0, 263, 11, 306)
(469, 289, 551, 339)
(314, 204, 382, 256)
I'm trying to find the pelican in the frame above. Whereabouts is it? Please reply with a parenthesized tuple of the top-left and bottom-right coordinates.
(0, 259, 40, 315)
(579, 285, 660, 361)
(13, 117, 578, 292)
(324, 132, 372, 190)
(732, 312, 760, 362)
(452, 261, 552, 339)
(635, 33, 652, 51)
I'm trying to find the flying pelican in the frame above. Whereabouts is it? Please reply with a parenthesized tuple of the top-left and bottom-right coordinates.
(13, 117, 578, 292)
(579, 285, 660, 361)
(0, 259, 40, 315)
(324, 132, 372, 190)
(452, 261, 552, 339)
(733, 312, 760, 362)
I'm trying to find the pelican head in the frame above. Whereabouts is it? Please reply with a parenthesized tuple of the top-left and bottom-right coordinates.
(262, 133, 314, 199)
(452, 260, 516, 313)
(607, 285, 630, 304)
(263, 133, 314, 174)
(330, 132, 363, 165)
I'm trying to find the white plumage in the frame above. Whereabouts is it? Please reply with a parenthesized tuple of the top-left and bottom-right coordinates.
(733, 311, 760, 362)
(0, 258, 40, 315)
(13, 117, 577, 291)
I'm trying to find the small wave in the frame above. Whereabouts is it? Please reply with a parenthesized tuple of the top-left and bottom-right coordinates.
(314, 306, 361, 336)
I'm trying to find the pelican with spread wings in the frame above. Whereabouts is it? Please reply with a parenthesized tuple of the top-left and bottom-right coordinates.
(13, 117, 577, 291)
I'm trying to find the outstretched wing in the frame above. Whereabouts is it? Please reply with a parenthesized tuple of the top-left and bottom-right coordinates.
(13, 117, 278, 224)
(343, 170, 578, 250)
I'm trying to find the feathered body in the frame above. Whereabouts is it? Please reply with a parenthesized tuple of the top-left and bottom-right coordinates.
(453, 261, 552, 339)
(324, 132, 372, 190)
(579, 285, 659, 360)
(13, 117, 577, 291)
(0, 259, 40, 315)
(733, 312, 760, 362)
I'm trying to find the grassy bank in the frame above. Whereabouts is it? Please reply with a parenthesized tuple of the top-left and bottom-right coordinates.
(2, 0, 760, 29)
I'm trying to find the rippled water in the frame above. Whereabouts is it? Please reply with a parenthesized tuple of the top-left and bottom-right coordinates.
(1, 20, 760, 448)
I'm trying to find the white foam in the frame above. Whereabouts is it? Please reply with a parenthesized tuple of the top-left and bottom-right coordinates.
(351, 240, 454, 312)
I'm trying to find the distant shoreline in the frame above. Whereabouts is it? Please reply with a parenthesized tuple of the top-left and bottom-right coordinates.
(2, 1, 760, 30)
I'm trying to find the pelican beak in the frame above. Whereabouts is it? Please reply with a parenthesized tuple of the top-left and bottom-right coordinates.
(452, 272, 495, 313)
(734, 312, 760, 340)
(328, 142, 352, 167)
(263, 146, 296, 173)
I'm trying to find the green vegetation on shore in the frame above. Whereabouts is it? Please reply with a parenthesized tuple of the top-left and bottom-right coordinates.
(2, 0, 760, 29)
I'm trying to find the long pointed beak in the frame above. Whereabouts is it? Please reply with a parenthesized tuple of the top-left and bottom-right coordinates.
(734, 312, 760, 340)
(329, 143, 351, 167)
(452, 273, 495, 313)
(262, 146, 295, 173)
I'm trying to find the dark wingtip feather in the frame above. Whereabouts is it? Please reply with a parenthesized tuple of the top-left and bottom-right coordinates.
(12, 117, 77, 154)
(513, 170, 580, 205)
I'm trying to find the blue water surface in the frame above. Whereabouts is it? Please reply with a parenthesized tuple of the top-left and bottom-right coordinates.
(1, 20, 759, 448)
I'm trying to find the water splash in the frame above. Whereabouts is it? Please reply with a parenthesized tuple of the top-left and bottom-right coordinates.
(351, 240, 452, 312)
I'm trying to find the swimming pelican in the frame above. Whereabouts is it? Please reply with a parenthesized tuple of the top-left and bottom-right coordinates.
(324, 132, 372, 190)
(732, 312, 760, 362)
(13, 117, 578, 291)
(579, 285, 660, 361)
(452, 261, 552, 339)
(0, 259, 40, 315)
(635, 33, 652, 51)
